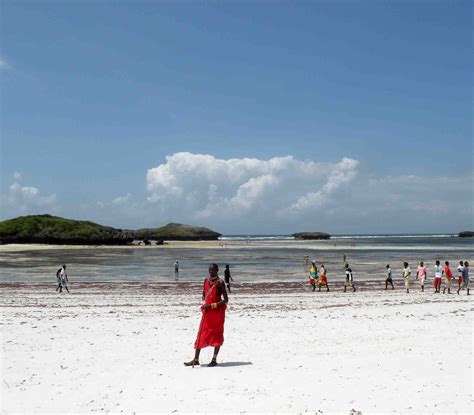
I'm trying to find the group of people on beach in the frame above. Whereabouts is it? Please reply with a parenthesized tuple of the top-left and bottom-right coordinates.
(394, 260, 470, 295)
(308, 260, 356, 293)
(306, 256, 470, 295)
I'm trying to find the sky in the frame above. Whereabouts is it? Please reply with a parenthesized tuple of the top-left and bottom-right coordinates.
(1, 1, 472, 234)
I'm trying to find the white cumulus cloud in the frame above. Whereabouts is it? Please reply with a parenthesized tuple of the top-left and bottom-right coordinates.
(146, 152, 360, 222)
(1, 174, 57, 218)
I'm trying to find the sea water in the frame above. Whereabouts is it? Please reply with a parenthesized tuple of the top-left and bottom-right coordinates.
(1, 235, 472, 283)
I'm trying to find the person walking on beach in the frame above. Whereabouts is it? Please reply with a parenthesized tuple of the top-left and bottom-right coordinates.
(174, 260, 179, 275)
(304, 255, 309, 265)
(55, 264, 69, 293)
(385, 264, 394, 289)
(457, 261, 470, 295)
(443, 261, 454, 294)
(318, 264, 330, 292)
(224, 264, 234, 293)
(344, 264, 356, 292)
(433, 260, 443, 293)
(416, 261, 427, 292)
(309, 261, 317, 292)
(457, 261, 464, 291)
(402, 262, 411, 293)
(184, 263, 228, 367)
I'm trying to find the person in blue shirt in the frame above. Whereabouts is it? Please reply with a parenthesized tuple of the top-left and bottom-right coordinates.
(457, 261, 470, 295)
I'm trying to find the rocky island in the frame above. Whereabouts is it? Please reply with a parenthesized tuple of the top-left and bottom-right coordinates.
(133, 223, 221, 241)
(458, 231, 474, 238)
(0, 215, 221, 245)
(292, 232, 331, 240)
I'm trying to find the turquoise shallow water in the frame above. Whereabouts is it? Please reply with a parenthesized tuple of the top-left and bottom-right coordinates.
(1, 235, 472, 283)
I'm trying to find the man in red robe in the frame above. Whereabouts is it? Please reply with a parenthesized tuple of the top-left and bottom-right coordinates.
(184, 263, 229, 367)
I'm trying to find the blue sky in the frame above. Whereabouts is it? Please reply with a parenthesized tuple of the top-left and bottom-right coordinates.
(1, 1, 472, 234)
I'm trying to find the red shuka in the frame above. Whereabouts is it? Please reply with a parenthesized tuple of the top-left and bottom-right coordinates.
(194, 277, 227, 349)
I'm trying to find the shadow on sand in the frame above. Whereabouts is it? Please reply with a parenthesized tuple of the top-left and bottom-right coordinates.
(215, 361, 253, 367)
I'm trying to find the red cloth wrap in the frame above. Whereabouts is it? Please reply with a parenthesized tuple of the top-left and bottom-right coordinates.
(194, 277, 226, 349)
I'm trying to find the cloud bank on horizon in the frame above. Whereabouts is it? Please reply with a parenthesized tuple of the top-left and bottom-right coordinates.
(146, 152, 359, 221)
(1, 153, 472, 234)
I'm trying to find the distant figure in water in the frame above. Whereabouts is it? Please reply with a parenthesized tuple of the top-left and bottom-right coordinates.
(318, 264, 330, 292)
(457, 261, 470, 295)
(309, 261, 317, 292)
(443, 261, 454, 294)
(184, 263, 228, 367)
(385, 264, 394, 289)
(416, 261, 426, 292)
(174, 260, 179, 275)
(224, 264, 233, 293)
(304, 255, 309, 265)
(403, 262, 411, 293)
(55, 264, 69, 293)
(343, 254, 346, 263)
(344, 264, 356, 292)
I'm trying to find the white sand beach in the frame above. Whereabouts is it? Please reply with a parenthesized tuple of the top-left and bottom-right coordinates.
(1, 282, 472, 414)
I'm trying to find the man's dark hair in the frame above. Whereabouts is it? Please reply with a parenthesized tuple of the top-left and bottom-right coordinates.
(209, 263, 219, 270)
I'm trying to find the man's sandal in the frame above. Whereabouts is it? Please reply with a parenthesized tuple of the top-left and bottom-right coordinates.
(184, 359, 199, 366)
(208, 359, 218, 367)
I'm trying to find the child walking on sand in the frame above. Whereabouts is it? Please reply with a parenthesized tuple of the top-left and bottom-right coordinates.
(416, 261, 427, 292)
(385, 264, 394, 289)
(224, 264, 233, 293)
(433, 260, 443, 293)
(318, 264, 330, 292)
(457, 261, 470, 295)
(443, 261, 454, 294)
(309, 261, 317, 292)
(55, 264, 69, 294)
(344, 264, 356, 292)
(457, 261, 464, 291)
(403, 262, 411, 293)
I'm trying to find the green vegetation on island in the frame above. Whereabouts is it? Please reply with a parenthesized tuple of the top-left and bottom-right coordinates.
(0, 215, 221, 245)
(134, 223, 221, 241)
(292, 232, 331, 240)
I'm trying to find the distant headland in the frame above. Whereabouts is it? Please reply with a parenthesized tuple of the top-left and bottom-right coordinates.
(458, 231, 474, 238)
(0, 215, 221, 245)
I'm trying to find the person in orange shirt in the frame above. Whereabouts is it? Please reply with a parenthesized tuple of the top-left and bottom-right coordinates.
(443, 261, 454, 294)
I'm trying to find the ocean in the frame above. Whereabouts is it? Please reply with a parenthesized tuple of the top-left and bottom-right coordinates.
(1, 235, 472, 284)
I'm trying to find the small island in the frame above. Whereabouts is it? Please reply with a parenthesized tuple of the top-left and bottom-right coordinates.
(458, 231, 474, 238)
(0, 215, 221, 245)
(133, 223, 221, 241)
(292, 232, 331, 240)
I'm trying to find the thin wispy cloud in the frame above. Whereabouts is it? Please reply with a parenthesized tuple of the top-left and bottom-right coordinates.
(0, 58, 10, 70)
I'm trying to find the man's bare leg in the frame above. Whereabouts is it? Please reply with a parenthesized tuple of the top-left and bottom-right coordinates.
(184, 348, 201, 366)
(208, 346, 220, 367)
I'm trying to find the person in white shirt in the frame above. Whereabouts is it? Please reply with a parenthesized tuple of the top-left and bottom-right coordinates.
(457, 260, 464, 291)
(56, 264, 69, 294)
(385, 264, 394, 289)
(344, 264, 356, 292)
(433, 260, 443, 293)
